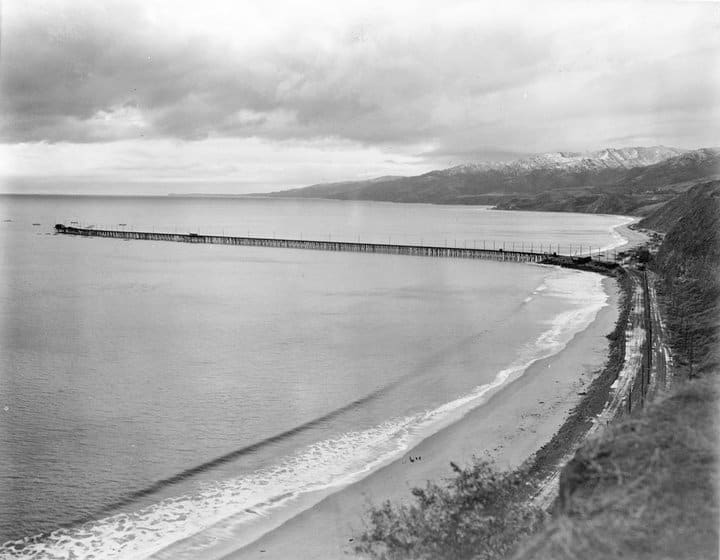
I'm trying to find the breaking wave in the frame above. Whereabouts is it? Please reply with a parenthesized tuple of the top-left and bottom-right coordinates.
(1, 271, 607, 560)
(596, 217, 636, 254)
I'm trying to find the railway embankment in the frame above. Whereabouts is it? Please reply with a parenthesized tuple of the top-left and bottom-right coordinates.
(514, 180, 719, 560)
(356, 181, 718, 560)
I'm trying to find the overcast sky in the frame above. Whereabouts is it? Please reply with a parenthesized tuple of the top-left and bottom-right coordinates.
(1, 0, 718, 193)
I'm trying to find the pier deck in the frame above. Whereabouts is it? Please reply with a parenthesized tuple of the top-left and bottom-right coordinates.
(54, 224, 597, 265)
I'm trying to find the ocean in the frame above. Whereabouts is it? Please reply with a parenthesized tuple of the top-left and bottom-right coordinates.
(0, 195, 630, 559)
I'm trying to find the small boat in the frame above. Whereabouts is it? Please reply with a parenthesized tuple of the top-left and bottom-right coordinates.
(32, 223, 41, 226)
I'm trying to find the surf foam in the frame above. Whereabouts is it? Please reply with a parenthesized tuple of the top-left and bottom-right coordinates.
(596, 216, 636, 254)
(1, 271, 608, 560)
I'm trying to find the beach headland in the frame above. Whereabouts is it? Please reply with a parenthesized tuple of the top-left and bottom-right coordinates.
(224, 275, 623, 560)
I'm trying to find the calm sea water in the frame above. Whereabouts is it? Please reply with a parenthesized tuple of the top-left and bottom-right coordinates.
(0, 196, 628, 559)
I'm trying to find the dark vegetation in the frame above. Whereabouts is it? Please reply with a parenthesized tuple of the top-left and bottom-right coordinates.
(515, 377, 718, 560)
(357, 181, 720, 559)
(355, 462, 546, 560)
(515, 180, 720, 559)
(540, 255, 620, 274)
(642, 181, 720, 376)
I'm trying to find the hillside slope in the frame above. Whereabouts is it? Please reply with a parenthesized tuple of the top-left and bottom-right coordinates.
(269, 147, 720, 211)
(516, 378, 718, 560)
(353, 180, 719, 560)
(644, 181, 720, 375)
(514, 181, 720, 560)
(639, 179, 720, 232)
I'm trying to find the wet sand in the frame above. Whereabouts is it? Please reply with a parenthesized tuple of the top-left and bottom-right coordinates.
(616, 222, 649, 252)
(225, 277, 620, 560)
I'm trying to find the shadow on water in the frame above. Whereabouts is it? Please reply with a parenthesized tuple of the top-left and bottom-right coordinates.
(24, 332, 484, 543)
(65, 334, 486, 529)
(59, 382, 401, 531)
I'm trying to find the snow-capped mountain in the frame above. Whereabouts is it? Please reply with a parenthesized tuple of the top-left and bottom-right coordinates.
(441, 146, 686, 176)
(270, 146, 719, 212)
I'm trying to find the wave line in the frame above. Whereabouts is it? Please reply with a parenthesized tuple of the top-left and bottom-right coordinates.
(58, 383, 396, 531)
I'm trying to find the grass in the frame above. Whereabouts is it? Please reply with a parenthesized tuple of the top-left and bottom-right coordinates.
(515, 377, 719, 560)
(644, 180, 720, 375)
(515, 180, 720, 559)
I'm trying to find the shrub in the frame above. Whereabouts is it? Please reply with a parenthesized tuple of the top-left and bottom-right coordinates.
(355, 460, 545, 560)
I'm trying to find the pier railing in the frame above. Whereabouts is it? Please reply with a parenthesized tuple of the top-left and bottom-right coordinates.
(54, 224, 575, 264)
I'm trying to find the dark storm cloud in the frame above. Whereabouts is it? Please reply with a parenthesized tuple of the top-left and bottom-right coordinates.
(0, 1, 554, 148)
(1, 2, 269, 141)
(1, 0, 718, 158)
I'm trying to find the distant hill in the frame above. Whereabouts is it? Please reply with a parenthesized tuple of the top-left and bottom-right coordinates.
(623, 148, 720, 192)
(639, 179, 720, 233)
(269, 147, 720, 213)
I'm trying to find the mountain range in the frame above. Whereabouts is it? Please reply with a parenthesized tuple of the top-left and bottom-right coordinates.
(269, 146, 720, 214)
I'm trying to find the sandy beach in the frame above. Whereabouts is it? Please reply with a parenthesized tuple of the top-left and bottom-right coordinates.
(224, 276, 620, 560)
(615, 221, 649, 252)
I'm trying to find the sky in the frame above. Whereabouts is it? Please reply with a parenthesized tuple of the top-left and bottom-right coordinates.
(1, 0, 719, 194)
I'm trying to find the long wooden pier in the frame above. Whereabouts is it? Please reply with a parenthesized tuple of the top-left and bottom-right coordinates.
(54, 224, 575, 264)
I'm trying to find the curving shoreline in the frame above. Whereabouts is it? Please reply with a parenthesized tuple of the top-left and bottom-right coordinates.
(0, 201, 632, 557)
(216, 223, 645, 559)
(222, 275, 624, 559)
(613, 221, 649, 253)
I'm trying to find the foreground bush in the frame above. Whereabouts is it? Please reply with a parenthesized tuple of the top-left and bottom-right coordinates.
(356, 461, 545, 560)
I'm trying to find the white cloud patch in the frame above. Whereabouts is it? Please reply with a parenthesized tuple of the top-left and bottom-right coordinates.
(0, 0, 718, 190)
(0, 137, 438, 193)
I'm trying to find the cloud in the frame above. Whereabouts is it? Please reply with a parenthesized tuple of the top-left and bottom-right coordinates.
(0, 136, 439, 193)
(0, 0, 718, 187)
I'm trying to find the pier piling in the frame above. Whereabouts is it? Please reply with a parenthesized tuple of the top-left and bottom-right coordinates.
(53, 224, 607, 265)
